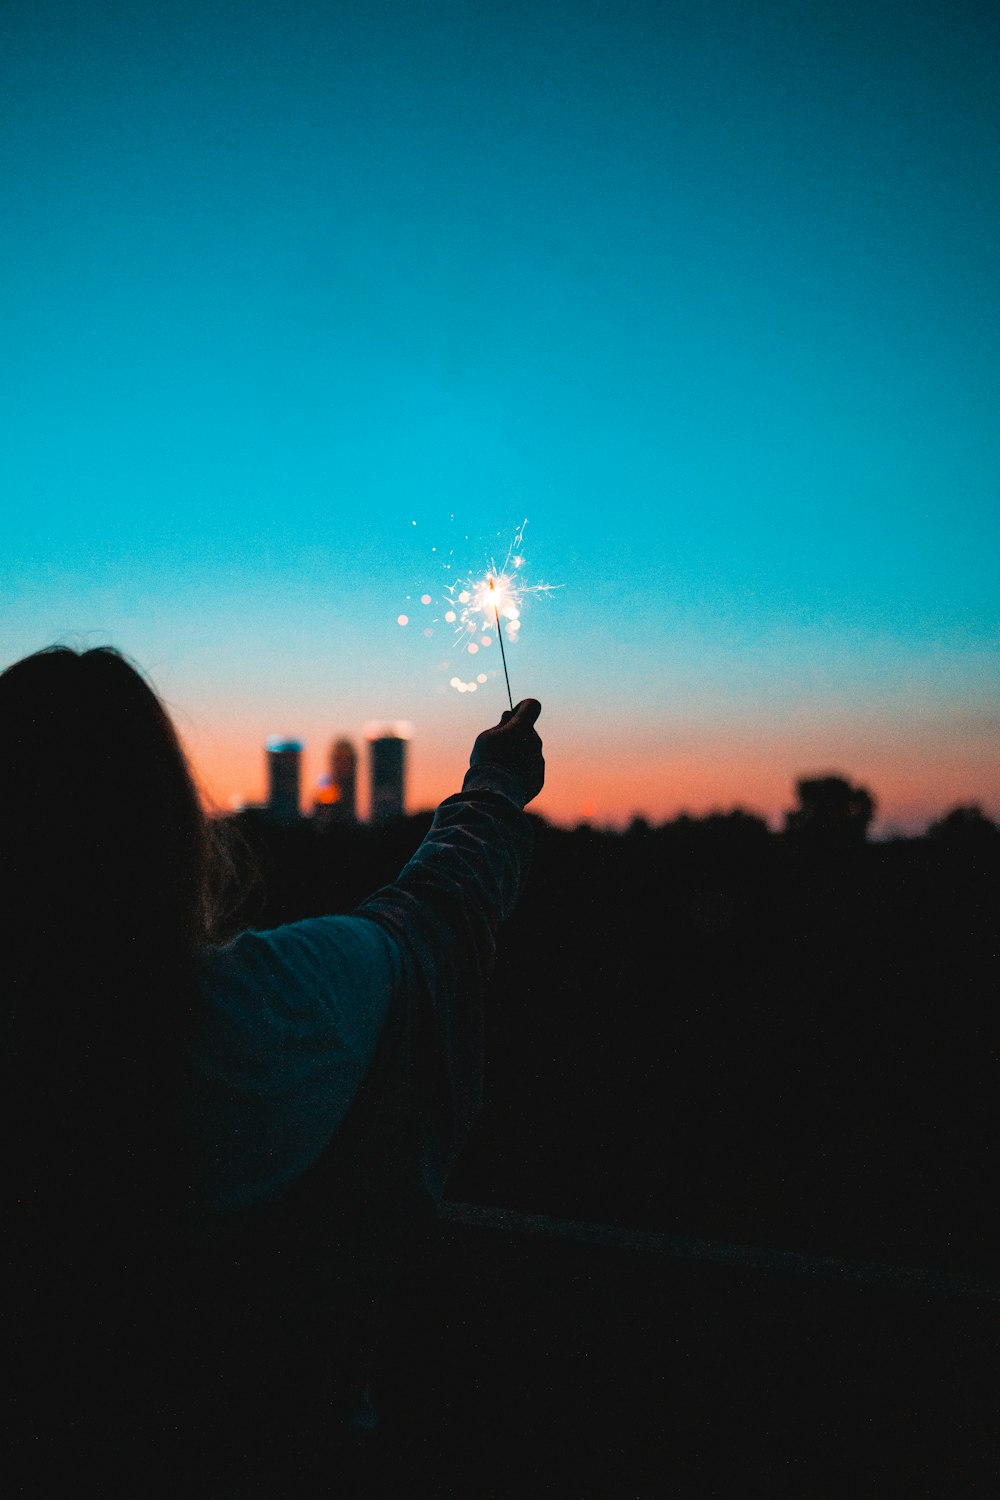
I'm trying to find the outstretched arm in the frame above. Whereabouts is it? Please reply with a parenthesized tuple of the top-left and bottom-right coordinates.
(355, 700, 544, 1187)
(192, 702, 544, 1211)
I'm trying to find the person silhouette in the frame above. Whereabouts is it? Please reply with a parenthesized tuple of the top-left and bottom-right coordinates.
(2, 645, 543, 1489)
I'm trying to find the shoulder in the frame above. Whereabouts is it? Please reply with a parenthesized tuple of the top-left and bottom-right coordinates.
(197, 916, 401, 1057)
(203, 915, 399, 991)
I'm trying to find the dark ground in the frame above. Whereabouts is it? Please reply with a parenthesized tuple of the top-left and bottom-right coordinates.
(377, 1212, 998, 1497)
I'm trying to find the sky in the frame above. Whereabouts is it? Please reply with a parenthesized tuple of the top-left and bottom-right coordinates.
(2, 0, 997, 831)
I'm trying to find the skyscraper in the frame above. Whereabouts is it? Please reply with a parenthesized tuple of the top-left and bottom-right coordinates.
(368, 732, 406, 825)
(265, 737, 303, 823)
(314, 737, 358, 824)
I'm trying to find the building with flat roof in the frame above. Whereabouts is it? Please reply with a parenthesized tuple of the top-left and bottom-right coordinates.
(265, 737, 303, 823)
(368, 732, 407, 824)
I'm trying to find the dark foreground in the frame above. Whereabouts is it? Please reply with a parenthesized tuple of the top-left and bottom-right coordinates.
(164, 809, 996, 1494)
(13, 1198, 997, 1496)
(16, 811, 991, 1495)
(237, 810, 998, 1279)
(368, 1204, 998, 1497)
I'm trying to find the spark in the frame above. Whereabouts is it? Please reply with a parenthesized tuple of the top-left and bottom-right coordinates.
(401, 519, 561, 701)
(445, 521, 559, 650)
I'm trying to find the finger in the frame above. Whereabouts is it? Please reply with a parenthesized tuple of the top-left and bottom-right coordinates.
(509, 698, 541, 727)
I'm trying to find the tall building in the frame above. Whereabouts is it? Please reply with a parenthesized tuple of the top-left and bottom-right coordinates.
(368, 732, 407, 825)
(265, 737, 303, 823)
(314, 737, 358, 824)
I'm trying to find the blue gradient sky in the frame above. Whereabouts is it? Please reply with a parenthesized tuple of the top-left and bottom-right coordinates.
(3, 0, 997, 829)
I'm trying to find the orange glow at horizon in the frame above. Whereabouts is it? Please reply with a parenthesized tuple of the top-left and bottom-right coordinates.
(188, 716, 999, 837)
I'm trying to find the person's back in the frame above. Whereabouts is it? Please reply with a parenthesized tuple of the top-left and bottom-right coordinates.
(2, 646, 544, 1488)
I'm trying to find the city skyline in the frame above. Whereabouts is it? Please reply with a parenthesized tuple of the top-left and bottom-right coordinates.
(3, 2, 997, 833)
(225, 715, 985, 837)
(256, 726, 408, 825)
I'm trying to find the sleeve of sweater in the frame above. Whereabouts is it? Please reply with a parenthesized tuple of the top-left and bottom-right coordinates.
(353, 761, 534, 1193)
(192, 762, 533, 1211)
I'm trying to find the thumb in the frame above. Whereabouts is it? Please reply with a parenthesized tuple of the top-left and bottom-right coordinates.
(508, 698, 541, 729)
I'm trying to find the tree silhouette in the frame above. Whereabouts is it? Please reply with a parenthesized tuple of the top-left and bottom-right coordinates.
(783, 775, 875, 845)
(927, 803, 999, 845)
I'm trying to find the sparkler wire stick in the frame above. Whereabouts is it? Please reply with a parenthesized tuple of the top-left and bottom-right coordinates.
(489, 577, 515, 712)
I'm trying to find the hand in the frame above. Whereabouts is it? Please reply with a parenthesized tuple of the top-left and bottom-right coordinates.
(469, 699, 544, 805)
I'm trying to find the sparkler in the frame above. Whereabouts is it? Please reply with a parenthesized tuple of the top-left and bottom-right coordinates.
(488, 575, 514, 712)
(399, 520, 560, 702)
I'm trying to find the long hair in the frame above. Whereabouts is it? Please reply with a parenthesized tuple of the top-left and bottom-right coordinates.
(1, 645, 254, 1471)
(1, 646, 228, 1223)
